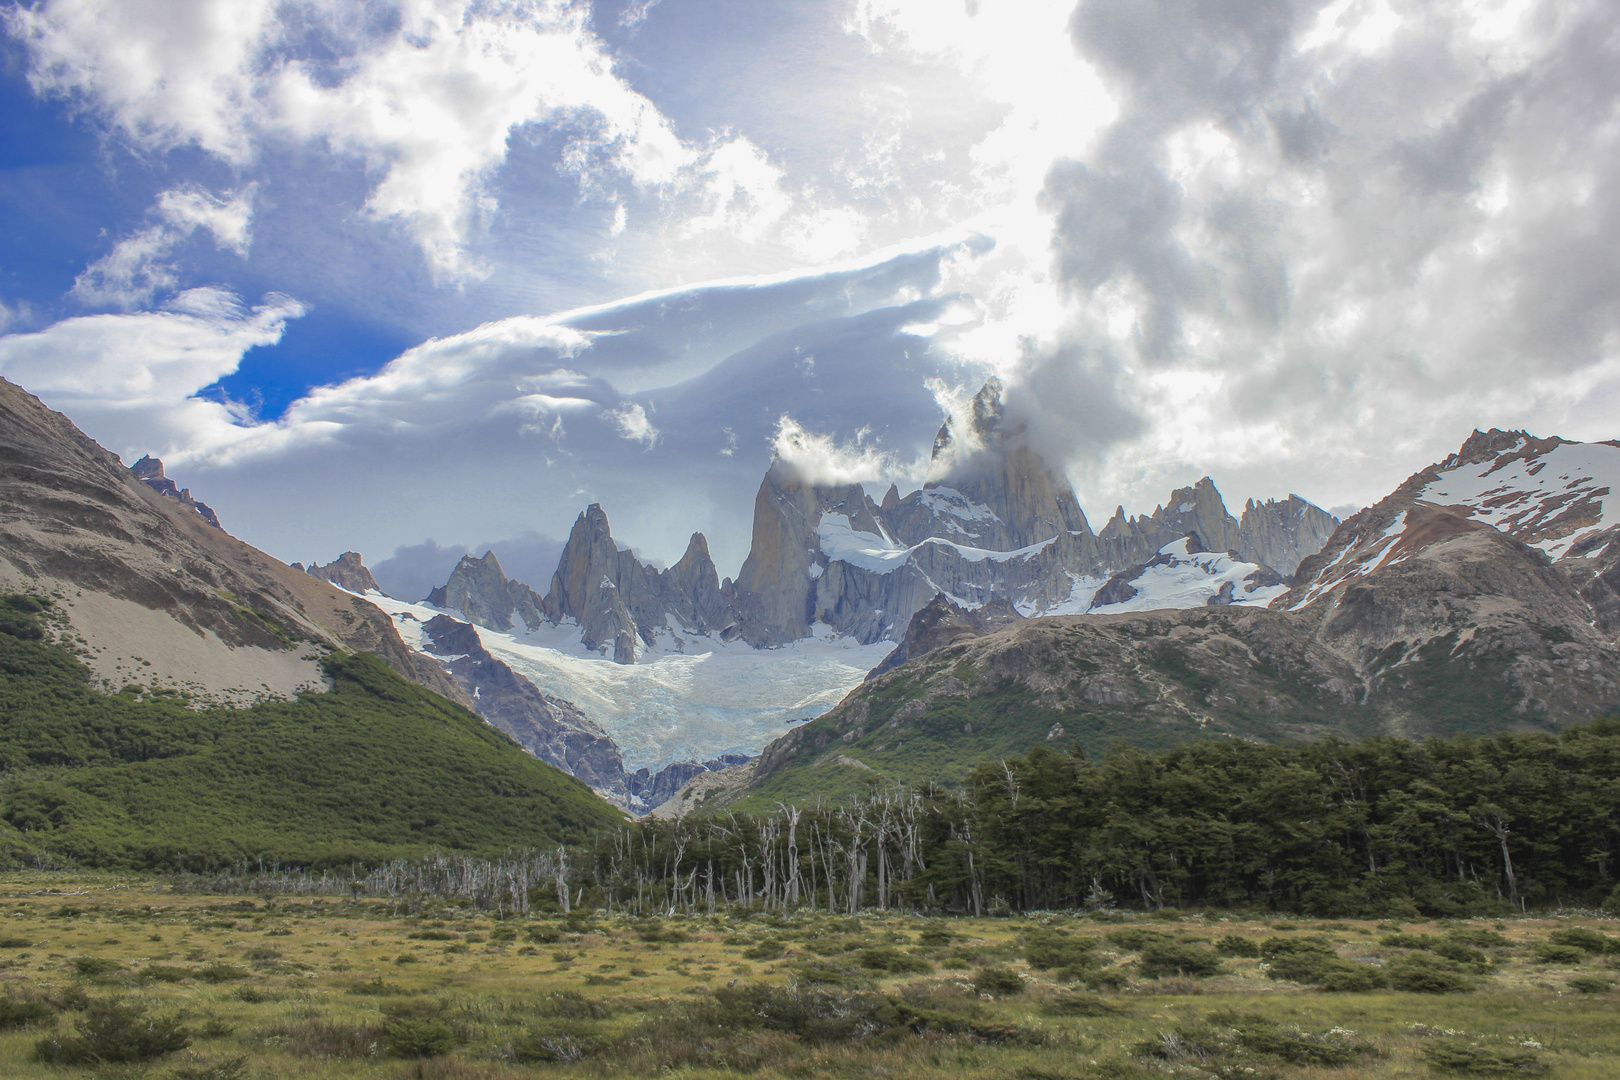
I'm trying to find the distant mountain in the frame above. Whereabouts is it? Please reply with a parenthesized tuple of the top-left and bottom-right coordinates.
(403, 377, 1342, 806)
(422, 378, 1340, 661)
(706, 428, 1620, 812)
(297, 551, 383, 596)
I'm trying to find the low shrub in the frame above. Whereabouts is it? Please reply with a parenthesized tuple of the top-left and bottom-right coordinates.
(0, 992, 55, 1030)
(1261, 934, 1336, 958)
(140, 964, 194, 983)
(917, 927, 955, 947)
(513, 1019, 603, 1063)
(1447, 928, 1510, 949)
(1023, 930, 1099, 971)
(1137, 941, 1223, 978)
(194, 963, 250, 983)
(1533, 943, 1587, 965)
(1382, 933, 1435, 949)
(855, 946, 931, 973)
(1548, 927, 1610, 954)
(974, 965, 1026, 996)
(406, 929, 459, 941)
(1140, 1011, 1377, 1068)
(1213, 935, 1260, 957)
(1422, 1037, 1547, 1075)
(1039, 993, 1121, 1017)
(1568, 975, 1614, 994)
(0, 936, 31, 948)
(1433, 941, 1490, 969)
(1106, 928, 1172, 952)
(742, 939, 786, 960)
(710, 982, 896, 1043)
(382, 1016, 462, 1058)
(525, 926, 561, 944)
(71, 956, 121, 978)
(32, 997, 191, 1064)
(1387, 953, 1474, 993)
(260, 1018, 380, 1058)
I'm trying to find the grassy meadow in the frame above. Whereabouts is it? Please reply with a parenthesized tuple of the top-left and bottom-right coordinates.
(0, 874, 1614, 1078)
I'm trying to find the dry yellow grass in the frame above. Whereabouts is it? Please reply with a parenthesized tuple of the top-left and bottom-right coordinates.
(0, 871, 1613, 1079)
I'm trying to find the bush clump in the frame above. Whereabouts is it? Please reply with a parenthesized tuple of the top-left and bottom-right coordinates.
(1213, 935, 1260, 957)
(1137, 941, 1224, 979)
(381, 1016, 462, 1058)
(1421, 1037, 1547, 1075)
(974, 965, 1026, 996)
(1548, 927, 1610, 954)
(1023, 929, 1098, 972)
(1261, 935, 1386, 991)
(855, 946, 931, 974)
(1568, 975, 1614, 994)
(1533, 943, 1587, 965)
(1140, 1011, 1377, 1068)
(710, 982, 896, 1043)
(0, 992, 56, 1030)
(32, 997, 191, 1065)
(742, 939, 786, 960)
(1386, 953, 1474, 993)
(1106, 928, 1172, 952)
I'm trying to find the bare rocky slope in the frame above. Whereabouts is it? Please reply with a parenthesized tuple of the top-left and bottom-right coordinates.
(0, 377, 466, 706)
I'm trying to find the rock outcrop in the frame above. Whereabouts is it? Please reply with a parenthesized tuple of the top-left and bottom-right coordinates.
(131, 455, 224, 530)
(301, 551, 383, 595)
(427, 550, 545, 634)
(869, 594, 1024, 678)
(540, 506, 731, 662)
(1237, 495, 1340, 577)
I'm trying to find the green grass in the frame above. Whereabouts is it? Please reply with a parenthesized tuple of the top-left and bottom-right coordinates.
(0, 595, 623, 868)
(0, 879, 1617, 1079)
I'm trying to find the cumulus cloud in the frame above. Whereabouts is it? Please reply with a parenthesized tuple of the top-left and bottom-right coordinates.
(7, 0, 794, 281)
(0, 287, 304, 458)
(1025, 0, 1620, 513)
(73, 185, 256, 308)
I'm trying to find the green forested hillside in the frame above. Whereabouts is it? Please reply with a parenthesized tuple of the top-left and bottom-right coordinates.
(0, 595, 623, 868)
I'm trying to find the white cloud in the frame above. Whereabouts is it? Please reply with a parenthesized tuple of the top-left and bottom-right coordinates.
(72, 185, 256, 309)
(0, 287, 304, 457)
(8, 0, 792, 282)
(770, 415, 914, 488)
(606, 402, 659, 446)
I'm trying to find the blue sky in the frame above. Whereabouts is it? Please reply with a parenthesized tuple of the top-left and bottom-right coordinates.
(1, 0, 1617, 599)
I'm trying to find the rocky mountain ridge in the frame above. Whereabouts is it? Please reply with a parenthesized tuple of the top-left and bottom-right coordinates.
(131, 455, 224, 531)
(423, 378, 1342, 663)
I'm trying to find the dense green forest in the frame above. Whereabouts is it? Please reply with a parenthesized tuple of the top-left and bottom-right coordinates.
(549, 724, 1620, 919)
(0, 595, 623, 868)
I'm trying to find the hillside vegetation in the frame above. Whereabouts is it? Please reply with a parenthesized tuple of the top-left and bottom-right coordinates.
(0, 595, 622, 868)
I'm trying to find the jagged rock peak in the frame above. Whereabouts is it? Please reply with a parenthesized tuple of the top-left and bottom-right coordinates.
(129, 454, 224, 530)
(429, 548, 545, 634)
(305, 551, 383, 596)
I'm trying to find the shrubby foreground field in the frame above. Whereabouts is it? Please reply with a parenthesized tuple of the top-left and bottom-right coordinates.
(0, 876, 1615, 1079)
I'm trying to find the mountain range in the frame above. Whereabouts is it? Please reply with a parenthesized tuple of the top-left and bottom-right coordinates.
(3, 372, 1616, 822)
